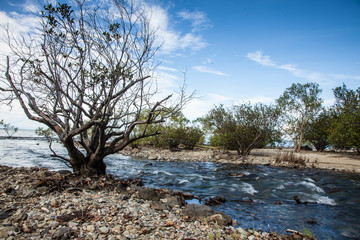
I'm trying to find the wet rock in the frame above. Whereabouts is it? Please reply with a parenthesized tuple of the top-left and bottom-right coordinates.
(307, 219, 318, 224)
(204, 196, 227, 206)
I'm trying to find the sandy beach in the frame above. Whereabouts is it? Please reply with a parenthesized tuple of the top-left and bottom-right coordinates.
(122, 147, 360, 174)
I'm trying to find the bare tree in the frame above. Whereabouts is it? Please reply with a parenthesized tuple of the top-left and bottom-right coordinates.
(0, 0, 192, 175)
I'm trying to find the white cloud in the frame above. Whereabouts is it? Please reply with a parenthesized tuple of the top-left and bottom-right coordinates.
(247, 50, 360, 83)
(246, 50, 276, 67)
(142, 2, 208, 54)
(193, 65, 229, 76)
(157, 66, 178, 72)
(177, 10, 211, 32)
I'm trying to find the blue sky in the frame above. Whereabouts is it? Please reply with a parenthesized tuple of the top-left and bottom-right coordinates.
(0, 0, 360, 128)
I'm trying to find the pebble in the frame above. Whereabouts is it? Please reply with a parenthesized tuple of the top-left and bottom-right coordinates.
(0, 165, 297, 240)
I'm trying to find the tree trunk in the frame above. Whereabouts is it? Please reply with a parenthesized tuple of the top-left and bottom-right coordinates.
(296, 121, 305, 152)
(64, 139, 107, 176)
(71, 155, 107, 176)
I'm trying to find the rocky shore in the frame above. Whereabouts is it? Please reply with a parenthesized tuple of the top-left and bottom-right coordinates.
(0, 165, 313, 239)
(121, 146, 360, 174)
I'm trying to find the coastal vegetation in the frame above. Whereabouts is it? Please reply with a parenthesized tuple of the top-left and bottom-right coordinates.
(0, 120, 18, 138)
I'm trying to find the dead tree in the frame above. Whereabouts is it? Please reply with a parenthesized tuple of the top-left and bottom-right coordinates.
(0, 0, 192, 175)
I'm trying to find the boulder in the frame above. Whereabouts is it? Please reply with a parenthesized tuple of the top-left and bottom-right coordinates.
(182, 204, 215, 218)
(204, 196, 226, 206)
(148, 155, 158, 160)
(182, 204, 233, 226)
(160, 194, 184, 207)
(52, 227, 73, 240)
(150, 201, 168, 211)
(137, 187, 160, 201)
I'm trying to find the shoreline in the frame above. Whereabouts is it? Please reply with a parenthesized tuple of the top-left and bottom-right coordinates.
(0, 165, 312, 239)
(121, 146, 360, 174)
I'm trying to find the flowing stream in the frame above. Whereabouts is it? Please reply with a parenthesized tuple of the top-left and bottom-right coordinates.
(1, 130, 360, 239)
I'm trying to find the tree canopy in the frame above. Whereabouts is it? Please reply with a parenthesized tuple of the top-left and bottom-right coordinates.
(276, 82, 323, 152)
(200, 103, 281, 156)
(329, 84, 360, 152)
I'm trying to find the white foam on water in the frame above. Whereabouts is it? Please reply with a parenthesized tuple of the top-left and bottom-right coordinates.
(152, 170, 173, 176)
(305, 177, 315, 183)
(242, 182, 258, 195)
(243, 171, 251, 176)
(276, 184, 285, 190)
(179, 179, 189, 184)
(313, 194, 336, 205)
(300, 181, 325, 193)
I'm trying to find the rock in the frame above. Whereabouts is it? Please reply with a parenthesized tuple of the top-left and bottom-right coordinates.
(37, 186, 49, 193)
(52, 227, 72, 240)
(150, 201, 168, 210)
(178, 144, 186, 149)
(131, 148, 140, 154)
(68, 221, 78, 228)
(307, 219, 318, 224)
(11, 209, 27, 222)
(204, 196, 227, 206)
(182, 204, 215, 218)
(86, 225, 96, 232)
(0, 227, 14, 238)
(148, 155, 158, 160)
(137, 187, 160, 201)
(99, 226, 109, 234)
(111, 225, 123, 234)
(51, 199, 60, 207)
(208, 213, 233, 226)
(49, 221, 60, 229)
(57, 170, 72, 175)
(160, 194, 184, 207)
(0, 211, 9, 220)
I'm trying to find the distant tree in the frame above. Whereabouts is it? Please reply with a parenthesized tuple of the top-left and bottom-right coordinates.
(201, 103, 281, 156)
(134, 112, 203, 150)
(0, 1, 192, 175)
(304, 109, 332, 152)
(0, 120, 18, 138)
(276, 82, 323, 152)
(329, 84, 360, 153)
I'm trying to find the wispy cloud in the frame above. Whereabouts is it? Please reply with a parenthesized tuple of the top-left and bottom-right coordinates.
(247, 50, 360, 83)
(158, 66, 179, 72)
(142, 3, 209, 54)
(193, 65, 229, 76)
(177, 10, 211, 32)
